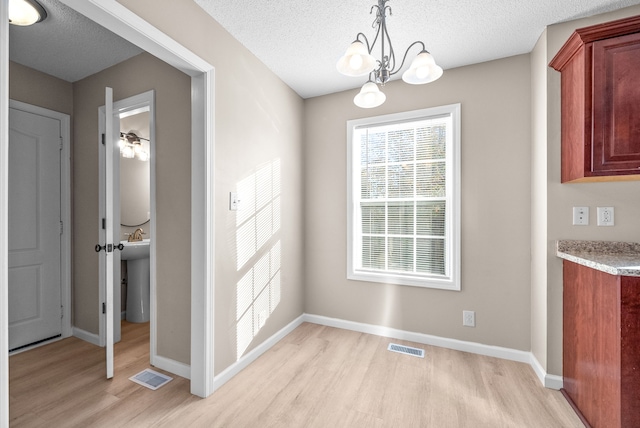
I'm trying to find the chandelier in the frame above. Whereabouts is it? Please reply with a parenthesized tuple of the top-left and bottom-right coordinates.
(336, 0, 443, 108)
(119, 132, 150, 161)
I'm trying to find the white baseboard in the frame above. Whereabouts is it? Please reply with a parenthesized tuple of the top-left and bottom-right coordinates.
(213, 314, 305, 391)
(205, 312, 564, 393)
(72, 327, 101, 346)
(303, 313, 563, 390)
(529, 353, 564, 390)
(152, 355, 191, 380)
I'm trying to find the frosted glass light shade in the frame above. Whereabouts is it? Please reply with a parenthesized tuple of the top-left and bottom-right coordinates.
(402, 51, 443, 85)
(9, 0, 46, 26)
(337, 41, 376, 77)
(354, 82, 386, 108)
(121, 145, 135, 159)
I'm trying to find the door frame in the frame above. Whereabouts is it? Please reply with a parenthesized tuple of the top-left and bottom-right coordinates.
(8, 100, 73, 348)
(98, 91, 157, 362)
(0, 2, 216, 423)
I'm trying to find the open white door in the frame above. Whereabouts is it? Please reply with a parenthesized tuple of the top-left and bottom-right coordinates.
(96, 87, 121, 379)
(104, 87, 115, 379)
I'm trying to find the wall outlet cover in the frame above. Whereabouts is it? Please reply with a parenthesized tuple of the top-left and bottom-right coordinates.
(597, 206, 614, 226)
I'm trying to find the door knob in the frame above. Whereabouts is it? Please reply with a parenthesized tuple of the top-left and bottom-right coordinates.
(95, 244, 106, 252)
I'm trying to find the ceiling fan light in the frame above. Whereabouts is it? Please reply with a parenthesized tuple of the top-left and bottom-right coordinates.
(337, 41, 376, 77)
(9, 0, 47, 26)
(354, 81, 386, 108)
(402, 51, 443, 85)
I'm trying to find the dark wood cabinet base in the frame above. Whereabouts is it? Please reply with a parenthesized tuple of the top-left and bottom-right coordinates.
(563, 260, 640, 427)
(561, 389, 592, 428)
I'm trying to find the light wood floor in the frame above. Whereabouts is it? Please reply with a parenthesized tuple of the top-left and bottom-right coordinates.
(9, 322, 583, 427)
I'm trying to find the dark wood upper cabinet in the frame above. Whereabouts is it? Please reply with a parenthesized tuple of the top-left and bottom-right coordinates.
(550, 16, 640, 183)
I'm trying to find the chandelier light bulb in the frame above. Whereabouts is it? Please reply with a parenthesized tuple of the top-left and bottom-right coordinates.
(354, 81, 386, 108)
(402, 51, 443, 85)
(415, 66, 430, 80)
(349, 54, 363, 71)
(337, 41, 376, 76)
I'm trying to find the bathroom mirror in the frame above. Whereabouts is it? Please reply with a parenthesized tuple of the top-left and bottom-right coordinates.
(120, 111, 150, 230)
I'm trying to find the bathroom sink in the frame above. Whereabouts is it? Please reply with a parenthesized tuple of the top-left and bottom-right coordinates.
(120, 239, 150, 260)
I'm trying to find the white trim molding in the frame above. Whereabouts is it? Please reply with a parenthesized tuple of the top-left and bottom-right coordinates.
(304, 314, 563, 390)
(153, 356, 191, 380)
(529, 353, 564, 390)
(72, 327, 101, 347)
(210, 313, 564, 394)
(213, 315, 306, 391)
(1, 0, 10, 425)
(59, 0, 216, 398)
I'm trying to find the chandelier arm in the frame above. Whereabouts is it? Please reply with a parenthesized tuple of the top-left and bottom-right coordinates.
(389, 41, 426, 77)
(354, 32, 373, 53)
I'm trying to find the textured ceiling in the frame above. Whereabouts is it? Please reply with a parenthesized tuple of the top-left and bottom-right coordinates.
(8, 0, 640, 94)
(9, 0, 142, 83)
(195, 0, 640, 99)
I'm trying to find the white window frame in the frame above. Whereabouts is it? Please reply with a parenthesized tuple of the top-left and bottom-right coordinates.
(347, 104, 461, 290)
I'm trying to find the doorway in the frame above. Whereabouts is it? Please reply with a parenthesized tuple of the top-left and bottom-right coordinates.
(1, 3, 215, 423)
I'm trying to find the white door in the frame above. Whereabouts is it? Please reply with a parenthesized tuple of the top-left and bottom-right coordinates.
(8, 108, 62, 351)
(97, 87, 120, 379)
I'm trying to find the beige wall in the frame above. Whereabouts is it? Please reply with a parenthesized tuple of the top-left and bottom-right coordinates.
(530, 30, 548, 372)
(304, 55, 532, 350)
(532, 5, 640, 376)
(117, 0, 305, 373)
(73, 52, 192, 363)
(8, 61, 73, 115)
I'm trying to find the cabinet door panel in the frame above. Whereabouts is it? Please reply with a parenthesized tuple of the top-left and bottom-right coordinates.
(593, 33, 640, 173)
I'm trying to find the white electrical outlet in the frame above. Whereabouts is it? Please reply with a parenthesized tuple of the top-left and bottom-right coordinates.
(572, 207, 589, 225)
(463, 310, 475, 327)
(597, 206, 614, 226)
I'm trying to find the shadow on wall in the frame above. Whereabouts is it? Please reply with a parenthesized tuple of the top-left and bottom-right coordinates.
(235, 159, 282, 360)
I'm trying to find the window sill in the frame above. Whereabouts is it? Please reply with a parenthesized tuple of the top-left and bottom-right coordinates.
(348, 270, 460, 291)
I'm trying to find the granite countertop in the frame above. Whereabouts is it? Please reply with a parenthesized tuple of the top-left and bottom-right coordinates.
(556, 240, 640, 277)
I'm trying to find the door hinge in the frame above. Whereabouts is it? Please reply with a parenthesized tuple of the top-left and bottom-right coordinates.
(60, 136, 63, 151)
(59, 220, 63, 235)
(61, 305, 64, 319)
(102, 302, 106, 314)
(102, 218, 106, 230)
(101, 133, 105, 145)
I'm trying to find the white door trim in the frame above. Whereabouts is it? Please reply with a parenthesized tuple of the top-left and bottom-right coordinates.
(1, 1, 10, 425)
(57, 0, 216, 398)
(8, 100, 72, 343)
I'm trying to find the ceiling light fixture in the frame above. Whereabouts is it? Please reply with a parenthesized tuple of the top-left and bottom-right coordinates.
(337, 0, 443, 108)
(8, 0, 47, 26)
(120, 132, 150, 162)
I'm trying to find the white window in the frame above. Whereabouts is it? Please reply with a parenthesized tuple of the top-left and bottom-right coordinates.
(347, 104, 460, 290)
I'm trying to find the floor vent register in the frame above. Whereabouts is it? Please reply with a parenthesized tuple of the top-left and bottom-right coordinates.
(129, 369, 173, 390)
(387, 343, 425, 358)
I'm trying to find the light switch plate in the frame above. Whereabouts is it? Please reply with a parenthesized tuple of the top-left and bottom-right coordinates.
(572, 207, 589, 225)
(597, 206, 614, 226)
(229, 192, 239, 211)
